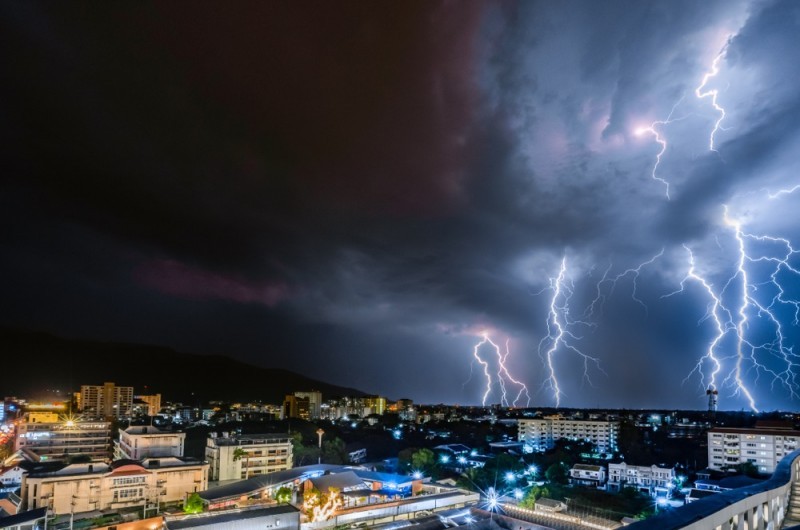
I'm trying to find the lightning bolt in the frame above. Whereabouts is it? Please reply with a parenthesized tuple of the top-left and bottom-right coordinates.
(663, 245, 727, 394)
(635, 97, 687, 199)
(695, 43, 729, 152)
(766, 184, 800, 200)
(470, 333, 531, 407)
(667, 206, 800, 412)
(537, 257, 604, 407)
(586, 248, 665, 317)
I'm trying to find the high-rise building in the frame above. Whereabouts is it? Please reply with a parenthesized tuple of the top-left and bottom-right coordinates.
(518, 415, 620, 453)
(205, 433, 293, 481)
(294, 391, 322, 419)
(282, 395, 310, 420)
(135, 394, 162, 416)
(16, 413, 112, 461)
(707, 425, 800, 474)
(80, 382, 134, 419)
(363, 396, 387, 416)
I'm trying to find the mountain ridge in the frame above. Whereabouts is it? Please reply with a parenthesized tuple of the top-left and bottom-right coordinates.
(0, 327, 369, 404)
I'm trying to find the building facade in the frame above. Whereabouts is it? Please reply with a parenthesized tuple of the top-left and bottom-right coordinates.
(80, 382, 134, 419)
(205, 433, 292, 481)
(115, 426, 186, 460)
(569, 464, 606, 487)
(15, 414, 111, 461)
(135, 394, 162, 416)
(707, 426, 800, 474)
(607, 462, 675, 496)
(518, 416, 620, 453)
(362, 396, 387, 416)
(293, 391, 322, 420)
(22, 458, 208, 515)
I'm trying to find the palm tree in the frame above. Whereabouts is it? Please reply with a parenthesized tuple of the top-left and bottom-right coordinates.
(232, 447, 251, 479)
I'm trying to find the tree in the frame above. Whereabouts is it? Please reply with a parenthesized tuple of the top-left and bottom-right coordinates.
(184, 493, 204, 514)
(519, 485, 551, 509)
(322, 437, 349, 465)
(232, 447, 251, 479)
(411, 448, 436, 471)
(275, 486, 293, 504)
(545, 462, 569, 485)
(733, 461, 760, 477)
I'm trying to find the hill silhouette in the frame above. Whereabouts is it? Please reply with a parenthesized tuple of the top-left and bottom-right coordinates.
(0, 328, 367, 404)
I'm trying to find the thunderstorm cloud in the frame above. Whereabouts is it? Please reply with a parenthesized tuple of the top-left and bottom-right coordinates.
(1, 1, 800, 410)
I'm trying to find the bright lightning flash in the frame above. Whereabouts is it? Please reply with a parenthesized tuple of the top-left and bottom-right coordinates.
(635, 97, 686, 199)
(695, 44, 729, 151)
(537, 257, 604, 407)
(471, 333, 531, 407)
(668, 207, 800, 412)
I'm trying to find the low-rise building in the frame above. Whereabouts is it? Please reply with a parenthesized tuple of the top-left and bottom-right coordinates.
(607, 462, 675, 496)
(115, 425, 186, 460)
(569, 464, 606, 487)
(21, 457, 208, 515)
(15, 414, 111, 462)
(205, 433, 292, 481)
(165, 505, 300, 530)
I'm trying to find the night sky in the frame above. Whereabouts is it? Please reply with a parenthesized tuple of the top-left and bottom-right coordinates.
(2, 1, 800, 410)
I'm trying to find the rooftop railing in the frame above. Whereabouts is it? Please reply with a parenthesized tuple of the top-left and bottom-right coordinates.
(627, 449, 800, 530)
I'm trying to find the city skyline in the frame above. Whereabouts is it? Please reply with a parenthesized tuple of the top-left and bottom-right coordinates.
(2, 2, 800, 410)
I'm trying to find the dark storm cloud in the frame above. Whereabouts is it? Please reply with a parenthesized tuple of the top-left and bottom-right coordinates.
(2, 1, 800, 409)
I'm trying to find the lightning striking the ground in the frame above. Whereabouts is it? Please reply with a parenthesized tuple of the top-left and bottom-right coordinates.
(667, 205, 800, 412)
(537, 257, 603, 407)
(468, 333, 531, 407)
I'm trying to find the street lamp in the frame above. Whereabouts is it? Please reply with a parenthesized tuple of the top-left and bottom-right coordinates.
(316, 428, 324, 465)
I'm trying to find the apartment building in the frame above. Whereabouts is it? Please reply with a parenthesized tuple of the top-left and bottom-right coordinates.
(135, 394, 162, 416)
(115, 425, 186, 460)
(518, 415, 620, 453)
(707, 425, 800, 474)
(607, 463, 675, 496)
(80, 382, 134, 419)
(294, 391, 322, 419)
(205, 433, 293, 481)
(15, 413, 111, 461)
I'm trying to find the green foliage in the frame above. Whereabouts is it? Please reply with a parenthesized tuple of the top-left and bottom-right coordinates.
(411, 448, 436, 470)
(275, 486, 293, 504)
(183, 493, 204, 514)
(322, 437, 349, 465)
(545, 462, 569, 484)
(733, 461, 760, 477)
(519, 485, 551, 509)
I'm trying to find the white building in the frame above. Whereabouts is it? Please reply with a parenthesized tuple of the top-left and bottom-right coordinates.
(607, 462, 675, 496)
(15, 413, 111, 462)
(22, 457, 208, 515)
(115, 425, 186, 460)
(80, 382, 134, 418)
(518, 416, 619, 453)
(569, 464, 606, 487)
(707, 426, 800, 474)
(205, 433, 292, 481)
